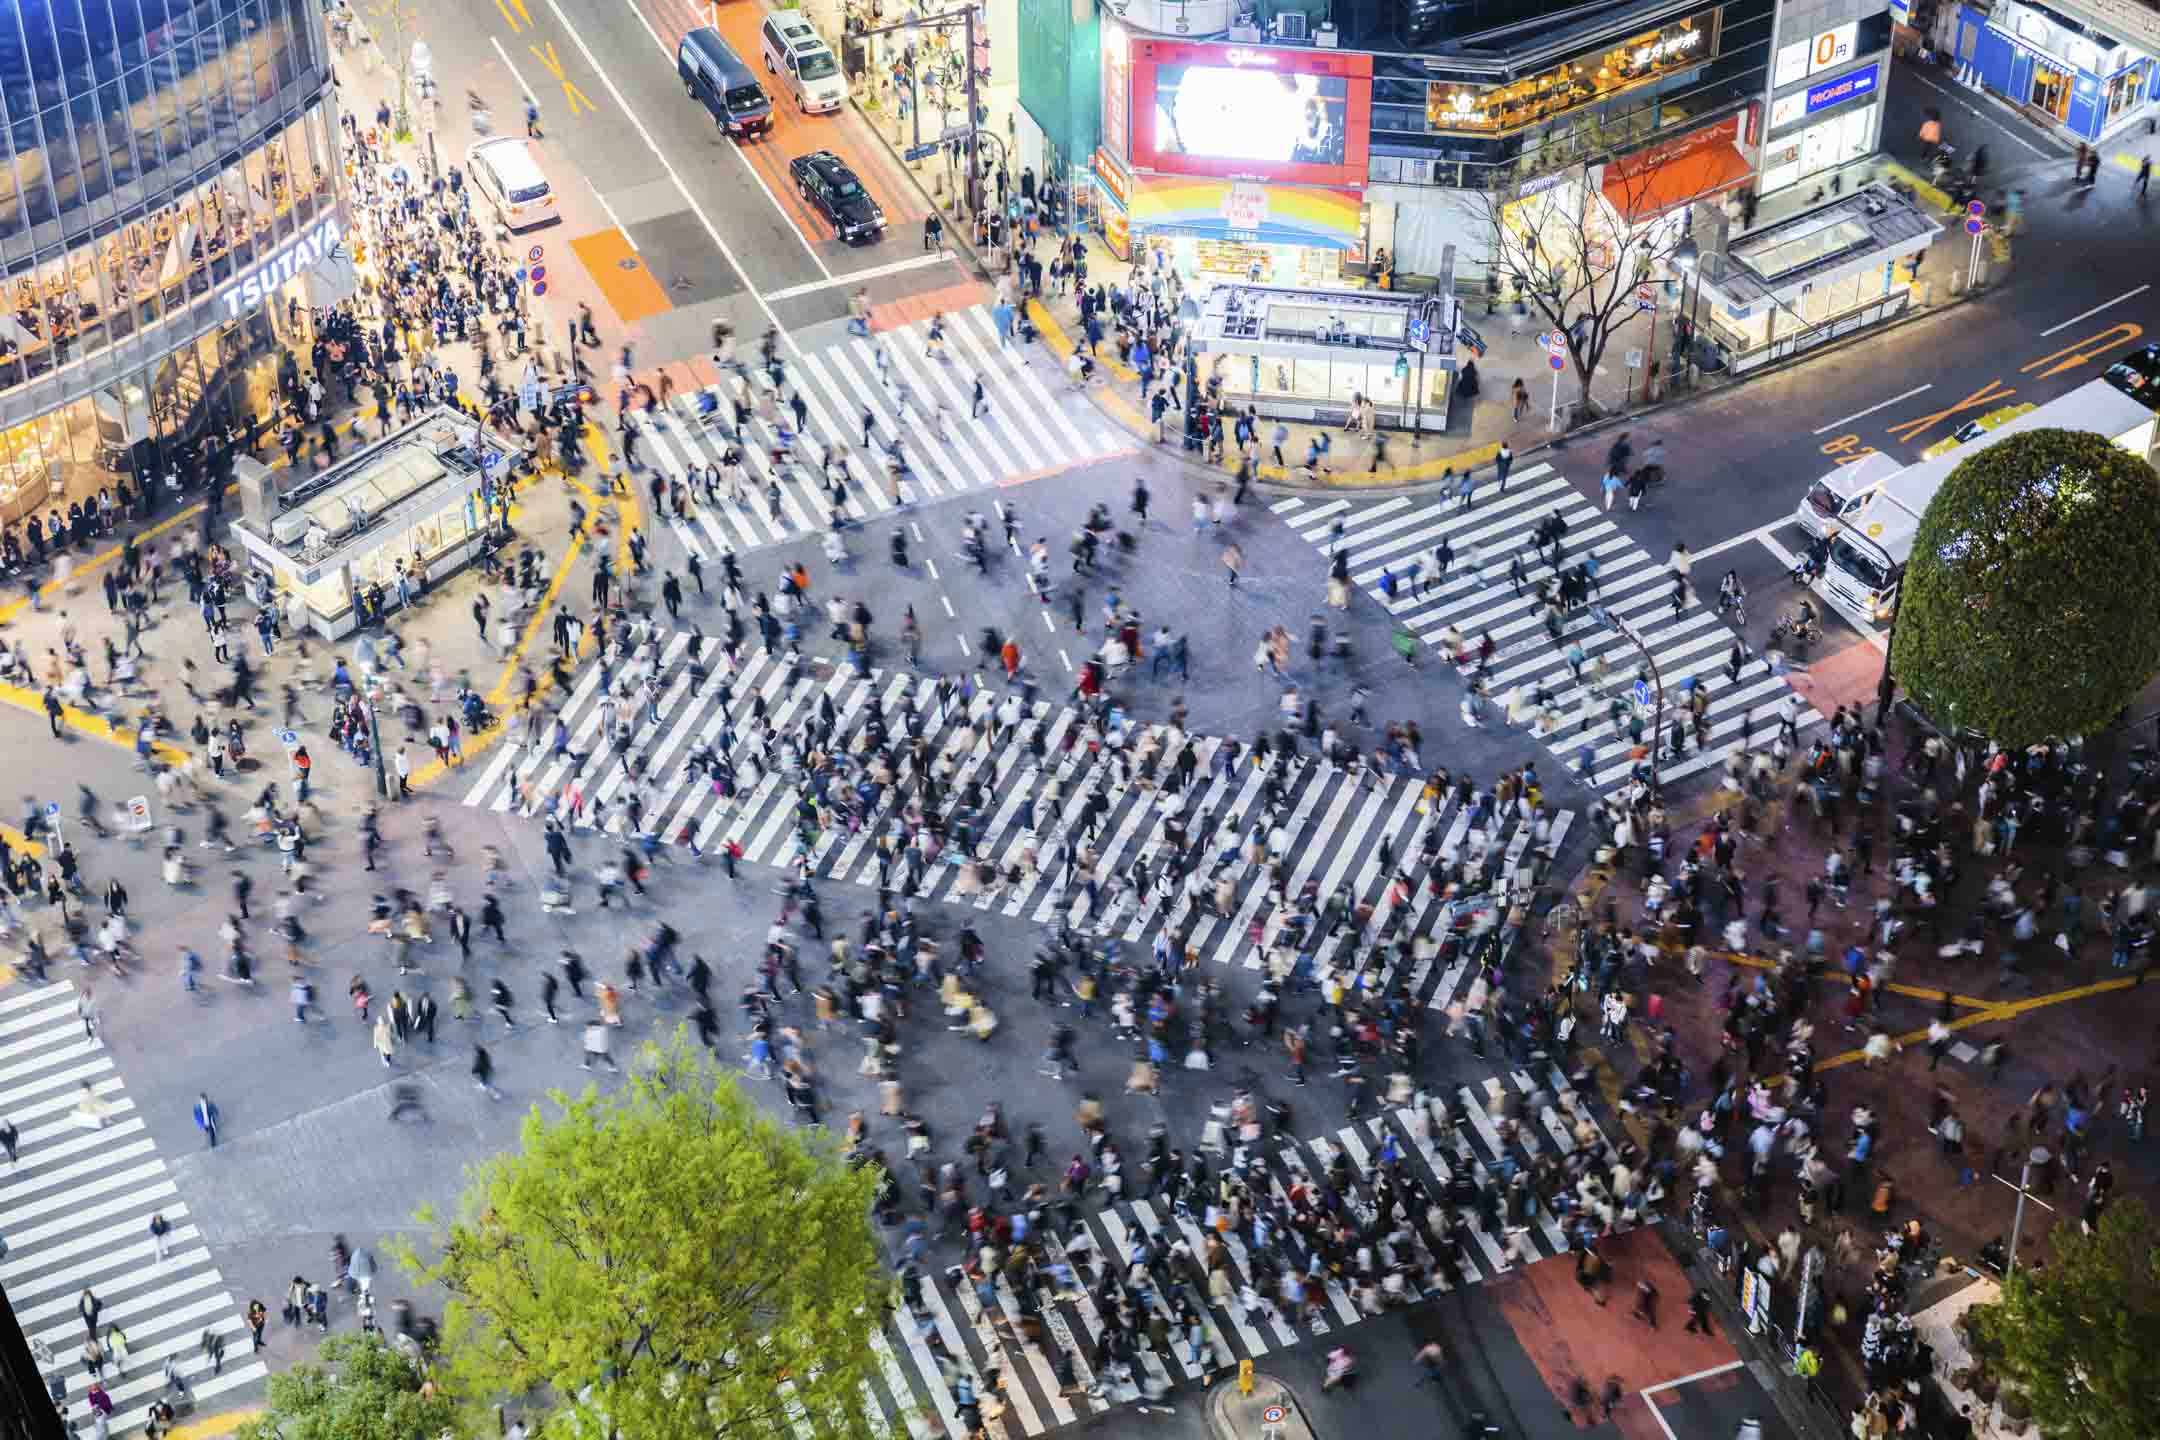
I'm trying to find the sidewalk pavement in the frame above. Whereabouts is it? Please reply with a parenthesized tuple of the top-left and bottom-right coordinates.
(1207, 1374, 1318, 1440)
(0, 54, 628, 806)
(1559, 702, 2160, 1418)
(1019, 152, 1981, 493)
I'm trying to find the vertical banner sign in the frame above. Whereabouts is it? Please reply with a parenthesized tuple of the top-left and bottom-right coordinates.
(1102, 35, 1131, 163)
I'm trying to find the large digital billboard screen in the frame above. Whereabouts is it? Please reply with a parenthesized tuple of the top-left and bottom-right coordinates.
(1128, 41, 1371, 189)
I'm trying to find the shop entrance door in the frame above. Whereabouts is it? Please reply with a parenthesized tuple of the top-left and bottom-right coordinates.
(2031, 63, 2072, 121)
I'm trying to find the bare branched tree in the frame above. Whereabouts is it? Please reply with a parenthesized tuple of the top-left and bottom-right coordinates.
(1459, 120, 1715, 424)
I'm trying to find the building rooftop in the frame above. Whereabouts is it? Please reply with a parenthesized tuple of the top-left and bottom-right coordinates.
(242, 406, 508, 561)
(1191, 282, 1460, 364)
(1703, 182, 1942, 304)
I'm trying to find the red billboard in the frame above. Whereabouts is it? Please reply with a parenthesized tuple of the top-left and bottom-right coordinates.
(1127, 40, 1372, 190)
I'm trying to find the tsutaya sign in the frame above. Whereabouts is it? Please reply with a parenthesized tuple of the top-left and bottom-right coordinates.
(218, 214, 345, 321)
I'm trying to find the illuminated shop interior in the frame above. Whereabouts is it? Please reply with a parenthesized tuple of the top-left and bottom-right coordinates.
(1188, 283, 1458, 429)
(1422, 16, 1717, 133)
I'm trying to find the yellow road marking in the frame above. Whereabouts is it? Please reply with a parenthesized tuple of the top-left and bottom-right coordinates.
(0, 679, 192, 766)
(406, 420, 624, 792)
(1813, 975, 2140, 1072)
(159, 1407, 265, 1440)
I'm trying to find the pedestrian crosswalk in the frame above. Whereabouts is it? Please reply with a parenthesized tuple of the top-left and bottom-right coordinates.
(855, 1063, 1624, 1435)
(1272, 469, 1820, 795)
(461, 638, 1573, 999)
(0, 980, 268, 1430)
(631, 307, 1133, 558)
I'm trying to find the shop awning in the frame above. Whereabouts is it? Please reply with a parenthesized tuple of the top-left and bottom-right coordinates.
(1126, 177, 1364, 251)
(1601, 115, 1752, 224)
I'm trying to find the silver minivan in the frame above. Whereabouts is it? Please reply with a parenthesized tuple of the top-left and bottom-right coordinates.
(761, 11, 846, 113)
(1794, 449, 1899, 541)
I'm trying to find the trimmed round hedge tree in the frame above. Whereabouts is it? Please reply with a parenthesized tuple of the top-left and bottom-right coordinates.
(1891, 426, 2160, 746)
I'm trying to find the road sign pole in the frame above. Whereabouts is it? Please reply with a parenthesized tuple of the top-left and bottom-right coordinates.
(1549, 361, 1561, 431)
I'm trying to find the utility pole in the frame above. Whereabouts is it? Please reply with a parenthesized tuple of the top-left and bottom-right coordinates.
(1611, 616, 1667, 794)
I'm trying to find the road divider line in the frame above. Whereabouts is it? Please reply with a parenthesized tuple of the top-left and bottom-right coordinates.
(2041, 285, 2151, 337)
(588, 178, 637, 248)
(616, 0, 831, 283)
(489, 35, 540, 103)
(1812, 385, 1932, 434)
(538, 0, 818, 335)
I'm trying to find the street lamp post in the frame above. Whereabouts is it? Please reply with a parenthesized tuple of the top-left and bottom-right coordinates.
(1672, 236, 1704, 389)
(855, 11, 995, 231)
(2006, 1145, 2052, 1276)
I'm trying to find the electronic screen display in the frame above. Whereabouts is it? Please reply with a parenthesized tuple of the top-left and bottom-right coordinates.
(1148, 64, 1349, 168)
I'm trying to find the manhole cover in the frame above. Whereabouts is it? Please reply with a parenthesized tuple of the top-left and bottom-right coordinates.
(618, 257, 641, 272)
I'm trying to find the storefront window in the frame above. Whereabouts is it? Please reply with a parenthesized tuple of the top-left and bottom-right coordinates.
(1422, 16, 1717, 135)
(0, 97, 338, 409)
(2107, 61, 2150, 119)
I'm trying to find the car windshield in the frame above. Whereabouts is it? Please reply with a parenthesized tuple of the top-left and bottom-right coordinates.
(799, 49, 838, 80)
(725, 85, 766, 112)
(830, 173, 863, 199)
(1804, 481, 1841, 517)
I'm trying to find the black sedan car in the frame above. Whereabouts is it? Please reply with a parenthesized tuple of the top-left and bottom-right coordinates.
(789, 150, 885, 244)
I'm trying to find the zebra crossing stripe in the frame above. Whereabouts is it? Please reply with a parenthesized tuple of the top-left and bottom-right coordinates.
(464, 639, 1569, 1001)
(0, 981, 268, 1428)
(1278, 484, 1822, 794)
(628, 308, 1129, 560)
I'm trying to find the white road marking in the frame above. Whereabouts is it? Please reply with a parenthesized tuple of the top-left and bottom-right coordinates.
(1812, 384, 1932, 434)
(2040, 285, 2152, 337)
(764, 253, 953, 300)
(1691, 522, 1784, 562)
(538, 0, 822, 336)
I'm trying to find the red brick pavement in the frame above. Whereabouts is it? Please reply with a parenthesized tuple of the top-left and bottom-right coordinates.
(1492, 1227, 1740, 1430)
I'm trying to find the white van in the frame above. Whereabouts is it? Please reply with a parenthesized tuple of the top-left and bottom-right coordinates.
(761, 12, 846, 113)
(465, 136, 557, 231)
(1793, 448, 1899, 542)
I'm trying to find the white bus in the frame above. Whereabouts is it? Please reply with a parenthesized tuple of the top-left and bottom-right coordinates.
(1819, 378, 2159, 627)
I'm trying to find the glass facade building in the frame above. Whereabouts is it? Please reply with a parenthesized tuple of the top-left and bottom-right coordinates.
(0, 0, 342, 523)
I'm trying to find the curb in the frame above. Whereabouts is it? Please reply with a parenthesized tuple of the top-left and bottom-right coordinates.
(1206, 1373, 1319, 1440)
(1023, 298, 1506, 492)
(1024, 254, 1988, 498)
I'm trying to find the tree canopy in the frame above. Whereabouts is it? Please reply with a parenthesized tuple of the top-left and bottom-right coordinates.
(233, 1332, 465, 1440)
(1891, 426, 2160, 744)
(397, 1033, 891, 1439)
(1965, 1200, 2160, 1440)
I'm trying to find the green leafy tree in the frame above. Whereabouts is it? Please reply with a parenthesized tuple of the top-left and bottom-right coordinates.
(233, 1332, 465, 1440)
(1965, 1199, 2160, 1440)
(396, 1032, 891, 1439)
(1892, 427, 2160, 744)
